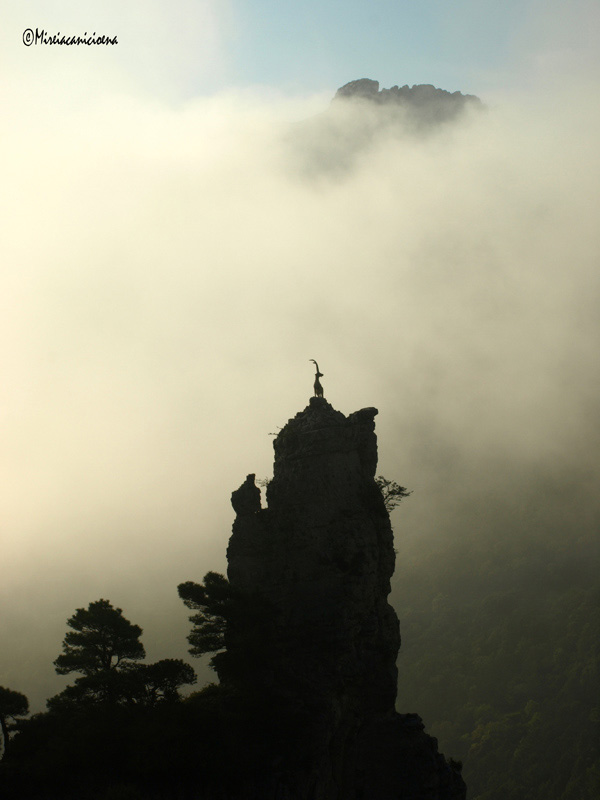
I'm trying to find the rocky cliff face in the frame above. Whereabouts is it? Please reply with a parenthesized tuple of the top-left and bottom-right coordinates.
(333, 78, 482, 122)
(225, 397, 466, 799)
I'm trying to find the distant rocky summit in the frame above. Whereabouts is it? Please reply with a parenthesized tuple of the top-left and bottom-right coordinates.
(225, 397, 466, 799)
(334, 78, 481, 114)
(286, 78, 483, 176)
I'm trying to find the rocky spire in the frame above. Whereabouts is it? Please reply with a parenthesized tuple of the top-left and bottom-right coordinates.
(226, 397, 465, 799)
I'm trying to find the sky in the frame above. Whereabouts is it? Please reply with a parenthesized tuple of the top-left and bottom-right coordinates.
(1, 0, 599, 712)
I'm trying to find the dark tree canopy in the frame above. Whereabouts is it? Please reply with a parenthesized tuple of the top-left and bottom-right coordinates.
(0, 686, 29, 758)
(47, 669, 130, 710)
(178, 572, 232, 665)
(47, 659, 196, 710)
(50, 601, 195, 711)
(131, 658, 197, 704)
(54, 599, 145, 677)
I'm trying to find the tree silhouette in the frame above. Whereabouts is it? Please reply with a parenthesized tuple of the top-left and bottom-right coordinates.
(0, 686, 28, 758)
(54, 599, 145, 677)
(47, 659, 196, 710)
(51, 601, 195, 709)
(376, 476, 412, 512)
(129, 658, 197, 704)
(178, 572, 232, 666)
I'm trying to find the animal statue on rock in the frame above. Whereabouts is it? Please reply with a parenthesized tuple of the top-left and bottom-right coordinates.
(310, 359, 324, 398)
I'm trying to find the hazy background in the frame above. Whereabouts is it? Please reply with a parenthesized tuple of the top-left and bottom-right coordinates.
(1, 0, 599, 712)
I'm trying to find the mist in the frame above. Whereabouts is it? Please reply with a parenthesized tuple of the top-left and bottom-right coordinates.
(1, 64, 599, 711)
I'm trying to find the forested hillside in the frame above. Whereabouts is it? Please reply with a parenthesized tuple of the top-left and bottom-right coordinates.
(395, 502, 599, 799)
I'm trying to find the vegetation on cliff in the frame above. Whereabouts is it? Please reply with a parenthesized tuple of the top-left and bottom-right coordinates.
(395, 516, 599, 800)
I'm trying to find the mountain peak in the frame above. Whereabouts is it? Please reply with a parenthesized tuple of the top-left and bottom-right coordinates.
(333, 78, 482, 111)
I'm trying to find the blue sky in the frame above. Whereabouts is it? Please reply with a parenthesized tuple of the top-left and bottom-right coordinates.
(227, 0, 521, 95)
(3, 0, 598, 102)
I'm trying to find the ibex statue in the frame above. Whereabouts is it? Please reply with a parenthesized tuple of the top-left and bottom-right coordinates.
(310, 359, 324, 398)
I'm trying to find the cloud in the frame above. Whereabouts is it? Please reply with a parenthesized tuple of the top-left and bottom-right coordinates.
(1, 59, 599, 710)
(1, 0, 234, 101)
